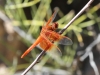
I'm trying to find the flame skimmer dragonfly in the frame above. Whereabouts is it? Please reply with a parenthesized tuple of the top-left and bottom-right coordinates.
(21, 11, 72, 58)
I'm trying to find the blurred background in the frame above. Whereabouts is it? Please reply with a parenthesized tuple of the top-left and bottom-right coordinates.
(0, 0, 100, 75)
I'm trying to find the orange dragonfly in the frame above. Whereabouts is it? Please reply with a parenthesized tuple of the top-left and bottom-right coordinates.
(21, 11, 72, 58)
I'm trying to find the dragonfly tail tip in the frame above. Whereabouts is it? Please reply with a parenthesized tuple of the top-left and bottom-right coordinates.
(21, 55, 23, 58)
(21, 54, 25, 58)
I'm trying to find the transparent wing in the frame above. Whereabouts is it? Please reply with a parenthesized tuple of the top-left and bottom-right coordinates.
(47, 44, 62, 56)
(59, 36, 73, 45)
(41, 30, 73, 45)
(45, 10, 58, 26)
(39, 32, 62, 55)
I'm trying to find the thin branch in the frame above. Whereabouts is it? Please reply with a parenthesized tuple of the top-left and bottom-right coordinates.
(21, 50, 46, 75)
(89, 51, 99, 75)
(59, 0, 93, 34)
(21, 0, 93, 75)
(80, 34, 100, 61)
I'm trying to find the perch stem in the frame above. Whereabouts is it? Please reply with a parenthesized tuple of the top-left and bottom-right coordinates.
(21, 50, 46, 75)
(59, 0, 93, 34)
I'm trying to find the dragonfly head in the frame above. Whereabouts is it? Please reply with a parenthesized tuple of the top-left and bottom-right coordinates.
(52, 22, 58, 30)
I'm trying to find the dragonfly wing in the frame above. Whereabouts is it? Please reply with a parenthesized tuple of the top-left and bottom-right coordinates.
(45, 10, 58, 26)
(43, 30, 72, 45)
(40, 32, 54, 51)
(39, 39, 52, 51)
(40, 31, 62, 55)
(52, 44, 62, 56)
(59, 36, 73, 45)
(47, 44, 62, 56)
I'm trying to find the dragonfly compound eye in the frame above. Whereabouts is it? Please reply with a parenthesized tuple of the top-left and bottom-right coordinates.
(53, 22, 58, 29)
